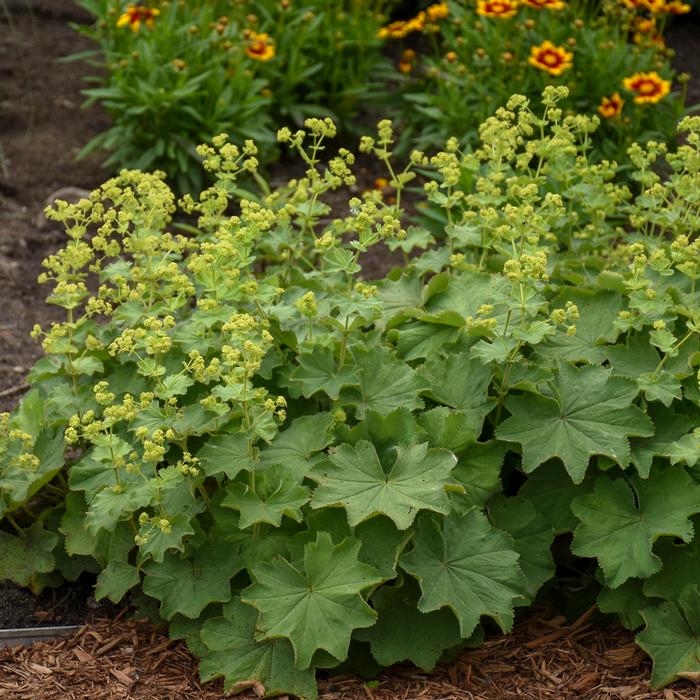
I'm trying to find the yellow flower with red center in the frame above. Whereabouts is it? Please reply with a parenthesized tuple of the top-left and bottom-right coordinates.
(116, 5, 160, 31)
(246, 31, 275, 61)
(661, 0, 691, 12)
(528, 41, 573, 75)
(477, 0, 519, 18)
(522, 0, 566, 9)
(405, 11, 427, 32)
(598, 92, 624, 119)
(378, 20, 409, 39)
(623, 72, 671, 103)
(620, 0, 664, 10)
(426, 2, 450, 20)
(378, 10, 428, 38)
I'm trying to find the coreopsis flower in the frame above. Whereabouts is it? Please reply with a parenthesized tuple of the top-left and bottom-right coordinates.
(598, 92, 624, 118)
(477, 0, 519, 18)
(116, 5, 160, 31)
(378, 20, 409, 39)
(426, 2, 450, 20)
(528, 40, 573, 75)
(246, 31, 275, 61)
(522, 0, 566, 9)
(404, 11, 427, 32)
(378, 12, 427, 38)
(661, 0, 691, 12)
(620, 0, 661, 9)
(623, 71, 671, 103)
(632, 16, 665, 46)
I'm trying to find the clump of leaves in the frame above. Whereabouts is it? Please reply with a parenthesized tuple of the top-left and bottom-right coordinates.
(2, 98, 700, 696)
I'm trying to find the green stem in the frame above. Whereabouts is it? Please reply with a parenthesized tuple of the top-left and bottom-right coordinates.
(5, 513, 24, 536)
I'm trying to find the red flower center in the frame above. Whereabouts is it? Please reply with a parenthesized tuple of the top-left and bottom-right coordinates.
(539, 50, 562, 66)
(634, 79, 659, 95)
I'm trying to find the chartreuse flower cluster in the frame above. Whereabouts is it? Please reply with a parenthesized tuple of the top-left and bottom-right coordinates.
(3, 100, 700, 697)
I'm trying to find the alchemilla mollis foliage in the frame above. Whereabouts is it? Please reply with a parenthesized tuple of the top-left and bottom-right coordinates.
(2, 89, 700, 695)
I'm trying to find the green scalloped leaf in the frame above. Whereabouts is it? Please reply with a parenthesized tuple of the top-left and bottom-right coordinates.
(355, 578, 462, 671)
(95, 560, 140, 603)
(310, 441, 456, 530)
(400, 510, 527, 638)
(242, 532, 382, 669)
(488, 495, 555, 603)
(260, 413, 334, 480)
(289, 346, 360, 400)
(637, 586, 700, 688)
(571, 467, 700, 588)
(222, 467, 310, 529)
(341, 346, 428, 417)
(497, 364, 653, 483)
(0, 522, 59, 588)
(142, 536, 241, 619)
(200, 599, 317, 699)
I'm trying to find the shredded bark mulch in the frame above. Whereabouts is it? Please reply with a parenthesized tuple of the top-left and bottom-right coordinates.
(1, 607, 698, 700)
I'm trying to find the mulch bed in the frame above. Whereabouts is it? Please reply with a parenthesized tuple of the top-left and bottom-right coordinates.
(1, 608, 698, 699)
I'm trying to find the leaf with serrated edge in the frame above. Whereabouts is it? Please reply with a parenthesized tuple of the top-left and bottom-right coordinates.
(400, 510, 527, 638)
(289, 346, 360, 400)
(355, 578, 462, 671)
(643, 518, 700, 602)
(142, 536, 241, 619)
(200, 599, 317, 699)
(488, 495, 555, 603)
(260, 413, 334, 481)
(222, 467, 310, 529)
(241, 532, 382, 669)
(418, 352, 495, 434)
(631, 405, 695, 478)
(0, 522, 58, 587)
(636, 585, 700, 688)
(342, 346, 428, 417)
(137, 512, 194, 563)
(518, 461, 588, 534)
(497, 364, 653, 483)
(571, 467, 700, 588)
(95, 561, 140, 603)
(449, 441, 505, 513)
(196, 432, 254, 480)
(310, 441, 456, 530)
(598, 578, 660, 631)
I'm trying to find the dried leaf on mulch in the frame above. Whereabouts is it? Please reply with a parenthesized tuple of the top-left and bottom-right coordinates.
(0, 608, 698, 700)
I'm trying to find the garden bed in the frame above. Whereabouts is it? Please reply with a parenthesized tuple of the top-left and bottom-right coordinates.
(2, 608, 698, 699)
(2, 1, 700, 698)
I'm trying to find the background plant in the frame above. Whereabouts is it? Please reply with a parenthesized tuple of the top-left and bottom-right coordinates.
(2, 96, 700, 696)
(391, 0, 687, 160)
(72, 0, 396, 192)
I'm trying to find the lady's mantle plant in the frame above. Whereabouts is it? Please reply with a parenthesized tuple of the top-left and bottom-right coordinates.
(2, 96, 700, 696)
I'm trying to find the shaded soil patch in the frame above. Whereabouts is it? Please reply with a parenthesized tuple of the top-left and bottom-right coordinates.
(0, 579, 116, 630)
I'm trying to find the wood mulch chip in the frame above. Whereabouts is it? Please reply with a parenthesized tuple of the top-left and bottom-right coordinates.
(0, 607, 698, 699)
